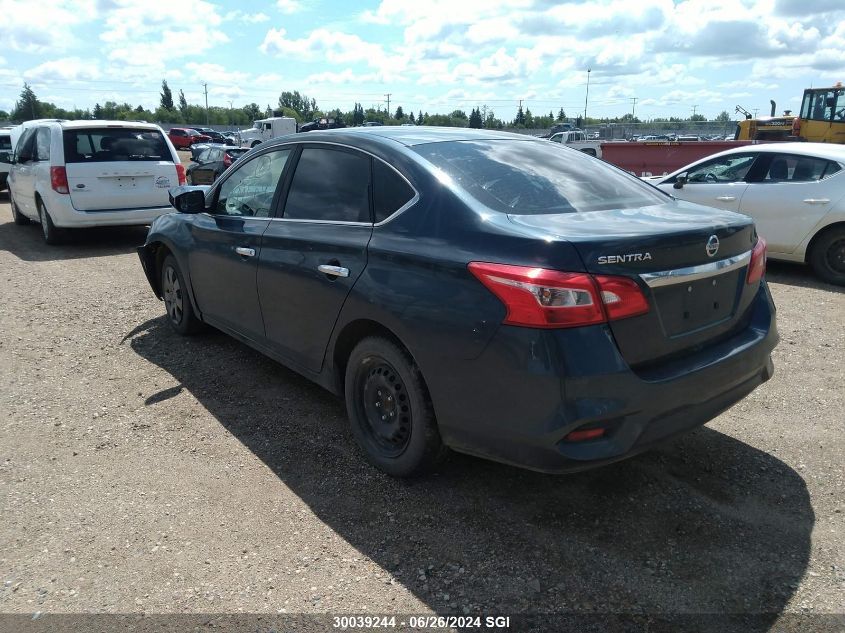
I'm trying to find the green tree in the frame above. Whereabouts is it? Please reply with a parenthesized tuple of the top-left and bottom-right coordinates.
(93, 103, 103, 118)
(395, 105, 404, 120)
(12, 83, 42, 121)
(409, 111, 415, 124)
(469, 107, 483, 129)
(418, 110, 424, 125)
(514, 104, 525, 126)
(178, 89, 188, 116)
(715, 110, 732, 122)
(160, 80, 174, 111)
(557, 108, 566, 121)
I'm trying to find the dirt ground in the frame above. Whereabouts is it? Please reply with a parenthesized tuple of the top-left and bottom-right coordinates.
(0, 192, 843, 633)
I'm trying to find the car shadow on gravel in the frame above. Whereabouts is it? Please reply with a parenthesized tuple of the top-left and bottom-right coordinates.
(128, 316, 813, 632)
(0, 217, 149, 262)
(766, 261, 844, 293)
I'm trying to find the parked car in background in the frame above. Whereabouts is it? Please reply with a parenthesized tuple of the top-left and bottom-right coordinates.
(137, 127, 777, 477)
(298, 117, 346, 133)
(186, 144, 248, 184)
(0, 127, 12, 190)
(168, 127, 212, 150)
(650, 143, 845, 284)
(7, 120, 185, 244)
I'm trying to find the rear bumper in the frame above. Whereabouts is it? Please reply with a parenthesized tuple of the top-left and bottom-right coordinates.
(435, 282, 779, 474)
(42, 192, 173, 228)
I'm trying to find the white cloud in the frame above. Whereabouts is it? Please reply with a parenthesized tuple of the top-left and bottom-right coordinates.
(276, 0, 302, 14)
(224, 10, 270, 23)
(260, 28, 385, 67)
(1, 0, 97, 53)
(23, 58, 101, 82)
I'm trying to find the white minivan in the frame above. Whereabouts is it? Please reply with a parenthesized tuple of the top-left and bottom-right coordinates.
(8, 120, 185, 244)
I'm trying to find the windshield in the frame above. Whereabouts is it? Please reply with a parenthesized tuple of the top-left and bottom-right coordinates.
(63, 128, 173, 163)
(414, 139, 668, 214)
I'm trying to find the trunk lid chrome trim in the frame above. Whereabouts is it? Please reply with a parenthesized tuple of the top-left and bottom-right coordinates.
(640, 250, 752, 288)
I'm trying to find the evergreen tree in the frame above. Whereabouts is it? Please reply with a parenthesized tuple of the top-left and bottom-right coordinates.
(515, 104, 525, 126)
(418, 110, 424, 125)
(93, 103, 103, 118)
(557, 107, 566, 121)
(160, 80, 174, 111)
(469, 107, 483, 129)
(395, 105, 404, 120)
(409, 111, 415, 124)
(12, 83, 41, 121)
(178, 90, 188, 116)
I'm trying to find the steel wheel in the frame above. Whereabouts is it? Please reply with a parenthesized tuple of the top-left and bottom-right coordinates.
(345, 337, 447, 477)
(163, 264, 184, 325)
(358, 360, 412, 458)
(824, 236, 845, 275)
(810, 227, 845, 286)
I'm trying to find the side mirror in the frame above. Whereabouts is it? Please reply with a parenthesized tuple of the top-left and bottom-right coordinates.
(673, 175, 687, 190)
(169, 186, 207, 213)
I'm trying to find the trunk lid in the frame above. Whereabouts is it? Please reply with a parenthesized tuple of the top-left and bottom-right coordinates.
(62, 126, 178, 211)
(508, 201, 760, 369)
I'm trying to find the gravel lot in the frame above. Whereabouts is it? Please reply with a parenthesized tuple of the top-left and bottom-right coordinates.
(0, 190, 843, 632)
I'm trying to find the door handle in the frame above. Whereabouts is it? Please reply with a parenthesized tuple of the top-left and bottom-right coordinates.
(802, 198, 830, 204)
(234, 247, 255, 257)
(715, 196, 736, 201)
(317, 264, 350, 278)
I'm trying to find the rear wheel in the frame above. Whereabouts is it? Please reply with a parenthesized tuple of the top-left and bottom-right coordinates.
(250, 140, 261, 148)
(161, 255, 203, 335)
(345, 337, 447, 477)
(37, 199, 65, 245)
(9, 191, 30, 225)
(809, 227, 845, 286)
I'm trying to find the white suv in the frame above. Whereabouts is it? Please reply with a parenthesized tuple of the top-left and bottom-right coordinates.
(8, 120, 185, 244)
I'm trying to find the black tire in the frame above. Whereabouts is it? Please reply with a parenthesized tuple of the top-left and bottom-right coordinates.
(250, 140, 261, 148)
(10, 191, 30, 225)
(809, 227, 845, 286)
(344, 336, 447, 477)
(160, 255, 203, 335)
(37, 199, 65, 245)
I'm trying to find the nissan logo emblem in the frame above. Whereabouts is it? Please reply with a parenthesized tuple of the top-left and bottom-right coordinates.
(706, 235, 720, 257)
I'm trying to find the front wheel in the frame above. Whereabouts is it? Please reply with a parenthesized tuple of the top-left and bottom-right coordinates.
(161, 255, 203, 334)
(250, 140, 261, 148)
(10, 191, 30, 225)
(345, 337, 447, 477)
(809, 227, 845, 286)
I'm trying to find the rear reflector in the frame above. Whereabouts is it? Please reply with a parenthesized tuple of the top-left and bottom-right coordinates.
(564, 427, 606, 442)
(746, 237, 767, 285)
(468, 262, 649, 329)
(175, 164, 187, 185)
(50, 167, 69, 194)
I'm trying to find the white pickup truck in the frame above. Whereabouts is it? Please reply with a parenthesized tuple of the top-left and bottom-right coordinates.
(239, 117, 298, 147)
(549, 129, 603, 158)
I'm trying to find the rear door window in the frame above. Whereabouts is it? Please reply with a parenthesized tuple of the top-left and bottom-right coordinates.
(283, 147, 371, 223)
(762, 154, 841, 182)
(63, 128, 173, 163)
(36, 127, 51, 161)
(414, 139, 667, 214)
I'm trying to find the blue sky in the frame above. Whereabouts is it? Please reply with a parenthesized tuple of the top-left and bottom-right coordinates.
(1, 0, 844, 122)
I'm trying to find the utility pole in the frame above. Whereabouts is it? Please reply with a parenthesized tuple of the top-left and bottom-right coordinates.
(691, 104, 698, 118)
(385, 93, 392, 118)
(584, 68, 592, 123)
(630, 97, 637, 120)
(228, 100, 233, 126)
(203, 82, 209, 125)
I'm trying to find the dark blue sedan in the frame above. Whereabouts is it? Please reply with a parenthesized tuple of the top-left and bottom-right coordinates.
(137, 127, 778, 477)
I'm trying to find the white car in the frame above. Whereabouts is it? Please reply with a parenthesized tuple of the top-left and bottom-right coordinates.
(7, 120, 185, 244)
(651, 142, 845, 285)
(0, 127, 12, 191)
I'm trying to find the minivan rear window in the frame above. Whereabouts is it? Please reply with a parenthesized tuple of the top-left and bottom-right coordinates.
(0, 134, 11, 151)
(414, 140, 668, 214)
(63, 128, 173, 163)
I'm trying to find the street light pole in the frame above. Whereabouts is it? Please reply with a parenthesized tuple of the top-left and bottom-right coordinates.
(584, 68, 591, 124)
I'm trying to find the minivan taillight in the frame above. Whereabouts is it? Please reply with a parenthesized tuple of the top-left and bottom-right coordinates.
(175, 164, 187, 185)
(468, 262, 649, 329)
(50, 167, 69, 194)
(746, 237, 767, 285)
(223, 152, 232, 167)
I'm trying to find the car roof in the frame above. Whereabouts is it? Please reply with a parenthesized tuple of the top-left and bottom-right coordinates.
(59, 119, 161, 130)
(272, 126, 542, 148)
(719, 142, 845, 160)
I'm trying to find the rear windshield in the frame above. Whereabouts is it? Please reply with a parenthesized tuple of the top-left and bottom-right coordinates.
(414, 140, 668, 214)
(63, 128, 173, 163)
(0, 134, 11, 151)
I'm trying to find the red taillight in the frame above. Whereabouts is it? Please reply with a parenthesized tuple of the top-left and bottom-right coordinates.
(746, 237, 767, 285)
(223, 152, 232, 168)
(50, 167, 69, 194)
(175, 164, 187, 185)
(468, 262, 649, 329)
(564, 427, 606, 442)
